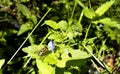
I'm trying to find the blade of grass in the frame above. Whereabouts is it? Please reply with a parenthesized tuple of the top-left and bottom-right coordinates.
(83, 23, 91, 45)
(83, 45, 105, 68)
(78, 10, 83, 23)
(70, 2, 77, 20)
(91, 59, 100, 72)
(7, 8, 52, 65)
(82, 23, 104, 68)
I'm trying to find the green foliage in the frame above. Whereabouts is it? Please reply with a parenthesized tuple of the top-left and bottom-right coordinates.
(18, 4, 31, 19)
(17, 22, 33, 35)
(83, 8, 95, 19)
(36, 59, 55, 74)
(45, 20, 60, 30)
(0, 0, 120, 74)
(95, 0, 115, 16)
(0, 59, 5, 69)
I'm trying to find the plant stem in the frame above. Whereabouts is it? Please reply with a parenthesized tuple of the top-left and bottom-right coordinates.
(6, 8, 52, 65)
(83, 45, 105, 68)
(83, 23, 91, 45)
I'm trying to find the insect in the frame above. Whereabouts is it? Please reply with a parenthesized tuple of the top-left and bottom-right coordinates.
(38, 46, 48, 56)
(38, 40, 55, 56)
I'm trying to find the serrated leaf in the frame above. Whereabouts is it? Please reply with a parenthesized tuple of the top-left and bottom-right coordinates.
(83, 8, 95, 19)
(45, 20, 59, 30)
(104, 26, 116, 40)
(58, 20, 68, 30)
(18, 4, 31, 18)
(95, 0, 115, 16)
(36, 59, 55, 74)
(92, 18, 120, 29)
(0, 59, 5, 69)
(17, 22, 33, 35)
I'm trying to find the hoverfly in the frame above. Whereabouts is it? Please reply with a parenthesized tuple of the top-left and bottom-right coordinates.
(38, 40, 55, 56)
(38, 46, 48, 56)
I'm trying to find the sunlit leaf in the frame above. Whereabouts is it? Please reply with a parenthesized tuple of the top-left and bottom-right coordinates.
(17, 22, 33, 35)
(58, 20, 68, 30)
(56, 49, 91, 68)
(92, 18, 120, 29)
(43, 54, 57, 65)
(48, 33, 64, 42)
(0, 59, 5, 69)
(95, 0, 115, 16)
(83, 8, 95, 19)
(36, 59, 55, 74)
(22, 45, 44, 58)
(67, 32, 74, 39)
(45, 20, 59, 30)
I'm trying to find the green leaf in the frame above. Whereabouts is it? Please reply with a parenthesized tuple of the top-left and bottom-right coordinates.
(36, 59, 55, 74)
(75, 0, 86, 8)
(92, 18, 120, 29)
(30, 15, 37, 24)
(67, 32, 74, 39)
(18, 4, 31, 18)
(0, 37, 6, 45)
(28, 35, 35, 45)
(17, 22, 33, 35)
(95, 0, 115, 16)
(48, 33, 64, 42)
(0, 59, 5, 69)
(56, 49, 91, 68)
(45, 20, 59, 30)
(58, 20, 68, 30)
(83, 8, 96, 19)
(67, 49, 91, 60)
(43, 54, 58, 65)
(104, 26, 116, 40)
(22, 45, 44, 58)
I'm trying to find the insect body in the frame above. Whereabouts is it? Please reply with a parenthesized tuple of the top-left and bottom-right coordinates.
(38, 46, 48, 56)
(38, 40, 55, 56)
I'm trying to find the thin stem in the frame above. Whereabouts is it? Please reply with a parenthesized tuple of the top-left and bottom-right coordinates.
(78, 10, 83, 23)
(83, 23, 91, 45)
(70, 2, 76, 20)
(7, 8, 52, 65)
(23, 57, 32, 68)
(89, 0, 91, 8)
(83, 45, 105, 68)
